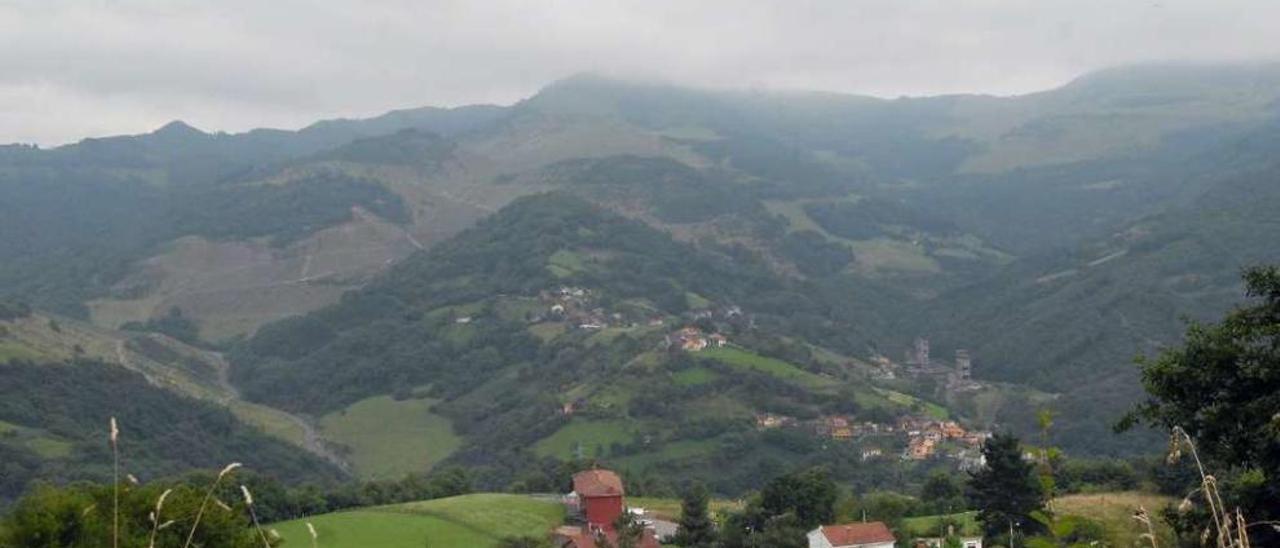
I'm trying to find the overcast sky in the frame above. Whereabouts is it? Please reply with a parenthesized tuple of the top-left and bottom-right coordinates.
(3, 0, 1279, 146)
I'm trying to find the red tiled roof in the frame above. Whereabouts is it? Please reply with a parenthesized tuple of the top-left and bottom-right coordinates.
(573, 469, 624, 497)
(821, 521, 896, 546)
(554, 525, 660, 548)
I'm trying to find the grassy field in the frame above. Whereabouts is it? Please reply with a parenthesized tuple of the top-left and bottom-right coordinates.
(271, 494, 564, 548)
(319, 395, 460, 480)
(901, 492, 1177, 546)
(685, 291, 712, 309)
(874, 387, 949, 419)
(534, 419, 635, 459)
(528, 322, 567, 341)
(848, 238, 940, 274)
(0, 419, 75, 459)
(229, 401, 308, 448)
(548, 249, 588, 277)
(1055, 492, 1177, 547)
(902, 511, 981, 537)
(626, 496, 745, 521)
(673, 365, 719, 386)
(699, 346, 836, 391)
(0, 341, 44, 363)
(613, 439, 718, 470)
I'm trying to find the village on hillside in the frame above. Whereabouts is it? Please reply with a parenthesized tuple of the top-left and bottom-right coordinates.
(753, 412, 991, 469)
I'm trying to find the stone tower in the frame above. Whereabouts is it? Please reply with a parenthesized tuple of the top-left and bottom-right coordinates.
(955, 349, 971, 380)
(913, 337, 930, 367)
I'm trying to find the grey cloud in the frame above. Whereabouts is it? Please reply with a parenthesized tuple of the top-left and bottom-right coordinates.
(3, 0, 1279, 145)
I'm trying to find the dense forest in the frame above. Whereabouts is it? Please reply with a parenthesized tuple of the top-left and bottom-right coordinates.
(0, 359, 344, 504)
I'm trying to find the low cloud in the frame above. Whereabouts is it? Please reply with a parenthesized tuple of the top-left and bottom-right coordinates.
(3, 0, 1278, 145)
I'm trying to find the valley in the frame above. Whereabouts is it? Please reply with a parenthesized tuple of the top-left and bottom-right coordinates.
(2, 60, 1279, 546)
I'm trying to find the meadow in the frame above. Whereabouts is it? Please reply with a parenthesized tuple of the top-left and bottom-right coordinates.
(699, 346, 837, 391)
(271, 494, 564, 548)
(534, 419, 635, 459)
(319, 395, 460, 479)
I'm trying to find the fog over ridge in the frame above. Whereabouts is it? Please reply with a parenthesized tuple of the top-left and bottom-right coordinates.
(3, 0, 1280, 145)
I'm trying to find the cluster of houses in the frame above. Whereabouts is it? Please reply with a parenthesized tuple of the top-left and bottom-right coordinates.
(666, 325, 729, 352)
(899, 417, 990, 461)
(755, 413, 992, 467)
(555, 467, 982, 548)
(540, 286, 627, 330)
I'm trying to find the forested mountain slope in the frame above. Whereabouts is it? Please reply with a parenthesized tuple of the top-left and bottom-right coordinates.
(0, 307, 348, 504)
(1, 63, 1278, 489)
(926, 118, 1280, 453)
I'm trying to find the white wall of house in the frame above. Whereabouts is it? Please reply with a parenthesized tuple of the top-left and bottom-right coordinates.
(918, 537, 983, 548)
(807, 529, 834, 548)
(806, 529, 896, 548)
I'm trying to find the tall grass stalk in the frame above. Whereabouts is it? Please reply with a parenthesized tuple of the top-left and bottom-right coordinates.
(1133, 505, 1158, 548)
(306, 522, 318, 548)
(148, 488, 173, 548)
(110, 417, 119, 548)
(182, 462, 242, 548)
(241, 485, 272, 548)
(1169, 426, 1252, 548)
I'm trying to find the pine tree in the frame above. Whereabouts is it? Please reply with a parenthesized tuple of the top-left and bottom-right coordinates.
(965, 433, 1046, 540)
(673, 483, 717, 547)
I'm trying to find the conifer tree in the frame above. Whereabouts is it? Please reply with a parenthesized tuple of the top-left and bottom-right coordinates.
(965, 433, 1046, 540)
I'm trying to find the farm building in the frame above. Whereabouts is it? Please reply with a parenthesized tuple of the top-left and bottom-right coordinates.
(556, 469, 659, 548)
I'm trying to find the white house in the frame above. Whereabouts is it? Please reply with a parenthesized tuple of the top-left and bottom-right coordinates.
(808, 522, 896, 548)
(916, 537, 983, 548)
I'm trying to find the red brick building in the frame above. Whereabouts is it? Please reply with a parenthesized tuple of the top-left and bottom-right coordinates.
(573, 469, 626, 528)
(555, 469, 659, 548)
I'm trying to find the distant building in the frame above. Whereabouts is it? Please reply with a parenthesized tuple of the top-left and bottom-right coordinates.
(906, 437, 937, 460)
(913, 337, 930, 367)
(755, 413, 793, 429)
(915, 537, 983, 548)
(669, 326, 713, 352)
(557, 469, 660, 548)
(808, 521, 896, 548)
(955, 349, 972, 380)
(939, 421, 966, 439)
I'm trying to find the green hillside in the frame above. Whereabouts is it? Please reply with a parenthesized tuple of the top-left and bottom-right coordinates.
(230, 193, 933, 493)
(0, 359, 344, 504)
(928, 120, 1280, 453)
(319, 394, 461, 480)
(270, 494, 563, 548)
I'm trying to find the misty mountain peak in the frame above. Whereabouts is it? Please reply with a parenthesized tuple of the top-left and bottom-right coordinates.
(152, 120, 206, 138)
